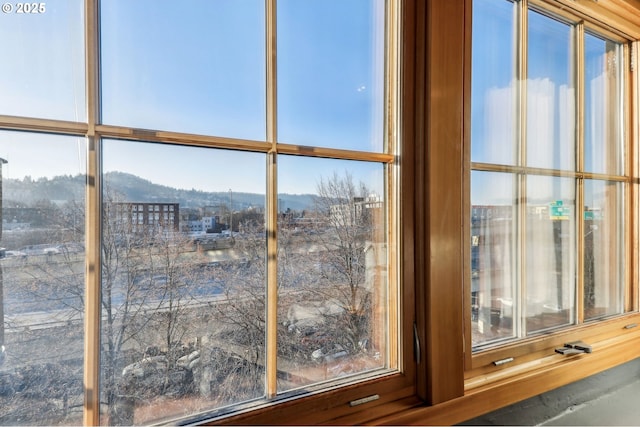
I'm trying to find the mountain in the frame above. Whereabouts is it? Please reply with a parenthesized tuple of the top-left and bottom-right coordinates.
(4, 172, 315, 211)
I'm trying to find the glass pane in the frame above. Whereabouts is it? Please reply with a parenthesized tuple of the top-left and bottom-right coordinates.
(277, 0, 385, 152)
(526, 176, 576, 334)
(277, 157, 387, 391)
(471, 171, 517, 348)
(101, 140, 266, 425)
(584, 33, 623, 174)
(0, 131, 86, 425)
(471, 0, 517, 165)
(584, 180, 624, 320)
(100, 1, 266, 140)
(527, 10, 575, 170)
(0, 2, 85, 121)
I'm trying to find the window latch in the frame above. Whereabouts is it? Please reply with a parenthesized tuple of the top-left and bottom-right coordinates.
(555, 341, 592, 355)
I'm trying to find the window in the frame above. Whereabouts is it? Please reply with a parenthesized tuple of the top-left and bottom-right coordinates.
(0, 132, 86, 425)
(0, 0, 410, 425)
(471, 0, 630, 351)
(0, 1, 85, 121)
(11, 0, 638, 424)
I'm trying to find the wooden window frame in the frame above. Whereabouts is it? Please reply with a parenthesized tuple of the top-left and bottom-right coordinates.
(0, 0, 419, 425)
(370, 0, 640, 425)
(464, 0, 640, 379)
(376, 0, 640, 423)
(4, 0, 639, 425)
(373, 0, 640, 425)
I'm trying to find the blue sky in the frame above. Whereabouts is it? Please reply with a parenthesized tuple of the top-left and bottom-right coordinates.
(0, 0, 384, 196)
(0, 0, 84, 120)
(4, 0, 613, 200)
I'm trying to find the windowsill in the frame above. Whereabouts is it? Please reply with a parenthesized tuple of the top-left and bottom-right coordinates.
(367, 322, 640, 426)
(209, 319, 640, 426)
(468, 312, 640, 372)
(466, 322, 640, 392)
(202, 370, 416, 425)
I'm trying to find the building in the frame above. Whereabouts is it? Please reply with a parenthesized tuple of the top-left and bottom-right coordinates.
(184, 216, 219, 233)
(111, 202, 179, 233)
(328, 195, 383, 227)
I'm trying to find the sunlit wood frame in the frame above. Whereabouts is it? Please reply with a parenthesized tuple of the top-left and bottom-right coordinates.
(371, 1, 640, 423)
(465, 0, 637, 375)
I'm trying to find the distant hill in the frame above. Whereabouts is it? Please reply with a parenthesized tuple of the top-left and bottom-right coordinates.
(4, 172, 315, 211)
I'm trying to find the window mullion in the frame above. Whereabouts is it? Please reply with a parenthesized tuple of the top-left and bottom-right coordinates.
(265, 0, 278, 400)
(84, 0, 101, 425)
(630, 41, 639, 313)
(386, 0, 400, 372)
(84, 136, 101, 427)
(266, 0, 277, 146)
(516, 0, 528, 339)
(518, 0, 529, 169)
(576, 22, 586, 324)
(266, 152, 278, 399)
(576, 179, 585, 323)
(576, 22, 585, 174)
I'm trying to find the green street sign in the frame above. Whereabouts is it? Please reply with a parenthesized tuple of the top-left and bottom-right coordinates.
(549, 200, 570, 220)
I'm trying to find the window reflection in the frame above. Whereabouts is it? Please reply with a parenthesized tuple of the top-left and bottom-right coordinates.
(584, 180, 624, 320)
(584, 34, 624, 175)
(526, 176, 576, 333)
(527, 10, 575, 171)
(471, 0, 516, 165)
(472, 174, 578, 347)
(471, 171, 517, 348)
(471, 0, 627, 351)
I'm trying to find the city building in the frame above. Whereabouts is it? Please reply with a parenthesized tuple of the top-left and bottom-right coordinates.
(111, 202, 179, 233)
(184, 216, 219, 233)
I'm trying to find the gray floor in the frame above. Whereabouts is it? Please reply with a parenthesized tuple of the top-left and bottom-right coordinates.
(540, 379, 640, 426)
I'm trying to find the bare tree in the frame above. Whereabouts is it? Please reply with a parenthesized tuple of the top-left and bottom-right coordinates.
(100, 189, 211, 424)
(208, 219, 266, 400)
(0, 198, 86, 425)
(0, 170, 384, 424)
(307, 172, 379, 352)
(209, 172, 383, 394)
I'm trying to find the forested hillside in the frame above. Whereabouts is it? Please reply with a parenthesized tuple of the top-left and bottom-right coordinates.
(3, 172, 314, 210)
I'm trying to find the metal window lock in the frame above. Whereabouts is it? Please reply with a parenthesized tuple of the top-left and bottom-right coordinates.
(555, 341, 592, 355)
